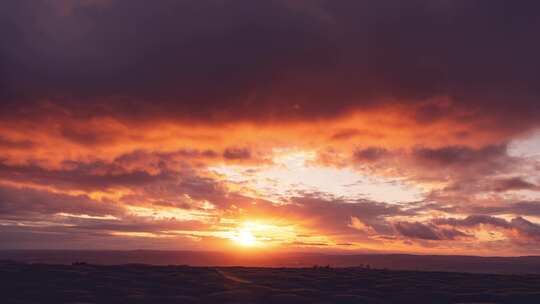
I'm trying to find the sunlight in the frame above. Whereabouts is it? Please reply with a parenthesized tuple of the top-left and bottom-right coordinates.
(228, 220, 299, 247)
(234, 229, 257, 246)
(210, 149, 424, 204)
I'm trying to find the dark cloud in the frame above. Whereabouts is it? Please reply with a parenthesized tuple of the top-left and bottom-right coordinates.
(0, 136, 34, 149)
(434, 177, 537, 199)
(330, 129, 371, 141)
(350, 144, 519, 188)
(434, 215, 540, 242)
(491, 177, 538, 192)
(434, 215, 511, 229)
(414, 201, 540, 220)
(393, 221, 467, 240)
(0, 223, 208, 250)
(473, 202, 540, 217)
(291, 241, 329, 247)
(413, 102, 451, 124)
(0, 185, 122, 218)
(113, 149, 219, 167)
(352, 144, 513, 175)
(0, 161, 177, 191)
(354, 147, 389, 162)
(60, 127, 117, 146)
(1, 0, 539, 133)
(511, 217, 540, 241)
(0, 148, 229, 192)
(68, 218, 211, 235)
(394, 222, 441, 240)
(284, 196, 407, 236)
(223, 148, 251, 160)
(413, 145, 507, 167)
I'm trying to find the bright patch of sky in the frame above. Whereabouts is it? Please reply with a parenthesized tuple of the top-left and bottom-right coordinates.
(507, 129, 540, 200)
(210, 150, 425, 204)
(509, 129, 540, 158)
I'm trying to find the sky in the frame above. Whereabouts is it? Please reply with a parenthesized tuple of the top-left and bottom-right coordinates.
(1, 0, 540, 256)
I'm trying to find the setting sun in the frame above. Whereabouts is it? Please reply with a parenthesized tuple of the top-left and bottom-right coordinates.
(234, 229, 257, 247)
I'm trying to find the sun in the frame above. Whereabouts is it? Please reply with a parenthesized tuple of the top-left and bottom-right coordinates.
(234, 229, 257, 246)
(229, 220, 298, 248)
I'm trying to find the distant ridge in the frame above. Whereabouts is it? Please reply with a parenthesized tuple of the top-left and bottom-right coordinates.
(1, 250, 540, 274)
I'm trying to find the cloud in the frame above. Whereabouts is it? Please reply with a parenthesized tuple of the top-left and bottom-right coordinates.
(349, 144, 518, 188)
(511, 217, 540, 241)
(1, 0, 539, 136)
(286, 196, 404, 235)
(1, 0, 540, 254)
(223, 148, 251, 160)
(0, 160, 177, 191)
(0, 136, 34, 149)
(434, 215, 540, 242)
(60, 126, 117, 146)
(354, 147, 389, 162)
(434, 215, 511, 229)
(393, 221, 467, 241)
(412, 145, 508, 168)
(473, 202, 540, 217)
(491, 177, 538, 192)
(348, 216, 376, 235)
(0, 185, 123, 218)
(0, 147, 254, 192)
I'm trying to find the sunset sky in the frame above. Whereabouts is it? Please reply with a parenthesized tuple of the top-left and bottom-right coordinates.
(1, 0, 540, 256)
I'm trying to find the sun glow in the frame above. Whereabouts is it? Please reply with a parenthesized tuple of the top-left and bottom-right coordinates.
(234, 229, 257, 246)
(229, 221, 298, 247)
(210, 149, 424, 204)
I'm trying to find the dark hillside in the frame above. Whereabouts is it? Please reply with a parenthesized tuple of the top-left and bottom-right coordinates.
(2, 262, 540, 303)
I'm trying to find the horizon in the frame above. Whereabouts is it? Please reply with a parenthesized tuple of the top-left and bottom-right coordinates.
(4, 249, 540, 276)
(3, 248, 540, 258)
(1, 0, 540, 259)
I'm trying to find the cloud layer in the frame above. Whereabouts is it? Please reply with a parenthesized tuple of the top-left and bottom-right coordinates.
(1, 0, 539, 255)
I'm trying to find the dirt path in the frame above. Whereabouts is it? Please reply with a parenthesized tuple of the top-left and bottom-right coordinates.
(215, 269, 252, 284)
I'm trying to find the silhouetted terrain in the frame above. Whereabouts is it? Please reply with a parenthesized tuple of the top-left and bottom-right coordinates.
(2, 250, 540, 274)
(2, 261, 540, 304)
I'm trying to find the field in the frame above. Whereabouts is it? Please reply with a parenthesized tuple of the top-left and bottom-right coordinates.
(2, 261, 540, 304)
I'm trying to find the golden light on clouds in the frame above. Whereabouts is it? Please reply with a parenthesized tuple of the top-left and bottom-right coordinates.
(210, 149, 425, 204)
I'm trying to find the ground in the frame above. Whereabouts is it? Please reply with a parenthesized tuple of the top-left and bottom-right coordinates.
(2, 261, 540, 303)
